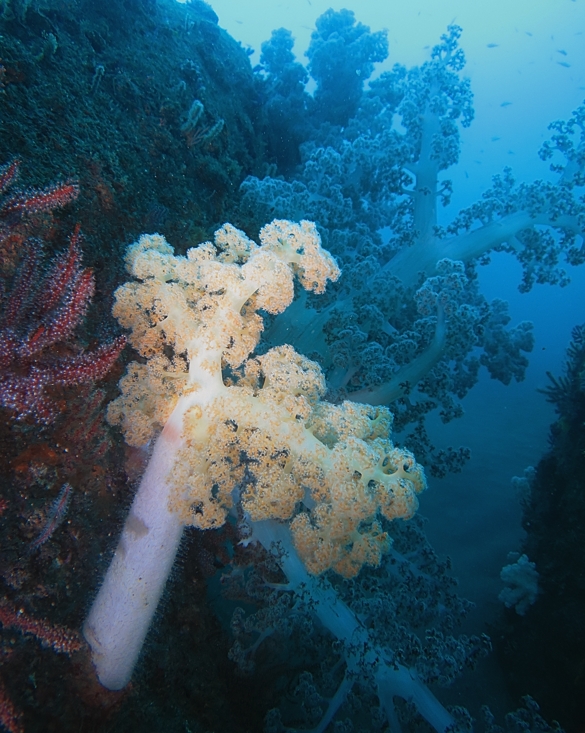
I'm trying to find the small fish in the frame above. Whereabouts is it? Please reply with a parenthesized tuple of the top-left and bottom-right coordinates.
(30, 483, 73, 551)
(491, 136, 501, 141)
(557, 49, 567, 56)
(500, 101, 512, 107)
(526, 31, 533, 37)
(557, 61, 571, 68)
(486, 43, 499, 48)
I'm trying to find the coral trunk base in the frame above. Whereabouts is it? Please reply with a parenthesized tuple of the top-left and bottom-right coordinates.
(83, 429, 184, 690)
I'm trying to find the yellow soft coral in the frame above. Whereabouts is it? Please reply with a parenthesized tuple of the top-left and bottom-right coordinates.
(168, 346, 426, 576)
(85, 219, 426, 692)
(259, 220, 339, 294)
(107, 221, 339, 446)
(108, 220, 425, 578)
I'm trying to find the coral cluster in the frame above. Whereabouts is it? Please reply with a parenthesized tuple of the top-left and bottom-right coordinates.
(499, 553, 540, 616)
(84, 219, 485, 732)
(0, 229, 125, 422)
(1, 3, 582, 730)
(0, 159, 125, 423)
(104, 220, 424, 576)
(246, 20, 585, 474)
(0, 158, 126, 733)
(85, 220, 345, 689)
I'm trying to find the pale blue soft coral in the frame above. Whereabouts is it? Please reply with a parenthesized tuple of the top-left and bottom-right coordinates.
(242, 21, 585, 475)
(499, 553, 540, 616)
(229, 517, 489, 733)
(306, 8, 389, 126)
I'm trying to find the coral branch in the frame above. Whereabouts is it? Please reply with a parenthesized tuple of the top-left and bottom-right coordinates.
(0, 245, 39, 332)
(51, 336, 128, 385)
(0, 680, 22, 733)
(0, 160, 20, 195)
(1, 181, 79, 216)
(0, 603, 83, 655)
(39, 225, 85, 315)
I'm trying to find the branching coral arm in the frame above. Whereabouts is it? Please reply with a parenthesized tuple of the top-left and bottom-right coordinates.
(385, 209, 583, 290)
(351, 305, 446, 405)
(253, 519, 456, 733)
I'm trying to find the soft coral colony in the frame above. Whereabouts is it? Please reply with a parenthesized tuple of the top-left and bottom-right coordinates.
(245, 22, 585, 475)
(84, 219, 468, 731)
